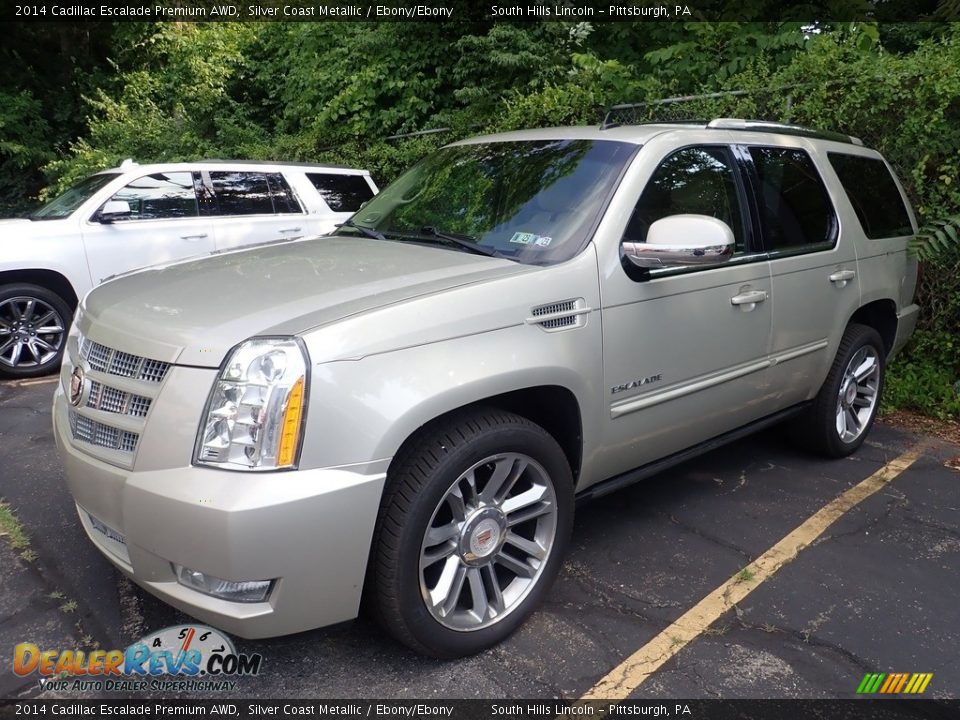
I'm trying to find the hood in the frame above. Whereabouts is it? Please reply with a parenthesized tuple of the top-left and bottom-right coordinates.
(79, 235, 527, 367)
(0, 218, 37, 235)
(0, 217, 71, 241)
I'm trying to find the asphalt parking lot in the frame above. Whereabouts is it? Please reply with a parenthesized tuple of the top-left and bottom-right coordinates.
(1, 376, 958, 700)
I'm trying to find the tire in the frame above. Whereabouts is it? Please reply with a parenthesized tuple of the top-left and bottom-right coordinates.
(793, 323, 886, 458)
(367, 408, 574, 658)
(0, 284, 72, 380)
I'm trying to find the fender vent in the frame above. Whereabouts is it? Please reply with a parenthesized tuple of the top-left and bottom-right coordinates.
(528, 298, 589, 332)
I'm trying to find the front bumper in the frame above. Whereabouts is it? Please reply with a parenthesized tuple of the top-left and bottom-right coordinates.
(53, 383, 386, 639)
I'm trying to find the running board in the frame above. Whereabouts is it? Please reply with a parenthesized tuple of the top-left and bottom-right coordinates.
(576, 403, 810, 504)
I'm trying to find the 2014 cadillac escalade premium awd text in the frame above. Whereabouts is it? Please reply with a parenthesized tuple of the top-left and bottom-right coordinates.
(54, 121, 919, 658)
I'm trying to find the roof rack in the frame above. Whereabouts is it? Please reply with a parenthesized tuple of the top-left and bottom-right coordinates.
(705, 118, 863, 145)
(197, 159, 355, 169)
(599, 109, 862, 146)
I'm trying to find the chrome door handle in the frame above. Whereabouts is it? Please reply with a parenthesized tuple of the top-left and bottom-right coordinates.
(730, 290, 768, 309)
(180, 233, 208, 240)
(279, 227, 302, 234)
(829, 269, 856, 287)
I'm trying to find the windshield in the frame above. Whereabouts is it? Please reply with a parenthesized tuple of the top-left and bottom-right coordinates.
(337, 139, 637, 265)
(31, 173, 120, 220)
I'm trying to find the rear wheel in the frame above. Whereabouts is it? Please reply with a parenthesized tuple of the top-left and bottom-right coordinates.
(0, 284, 71, 379)
(793, 323, 885, 457)
(368, 408, 573, 658)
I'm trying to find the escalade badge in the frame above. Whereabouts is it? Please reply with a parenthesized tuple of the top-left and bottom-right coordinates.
(69, 367, 85, 407)
(611, 373, 662, 395)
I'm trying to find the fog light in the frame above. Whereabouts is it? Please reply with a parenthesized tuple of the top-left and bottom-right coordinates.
(174, 564, 273, 603)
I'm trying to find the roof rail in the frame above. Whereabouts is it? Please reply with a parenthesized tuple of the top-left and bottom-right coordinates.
(600, 92, 754, 128)
(706, 118, 863, 145)
(197, 159, 354, 169)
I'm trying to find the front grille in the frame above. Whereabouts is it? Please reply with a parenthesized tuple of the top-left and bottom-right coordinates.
(69, 411, 139, 453)
(86, 381, 152, 418)
(140, 359, 169, 383)
(68, 333, 170, 465)
(80, 337, 170, 383)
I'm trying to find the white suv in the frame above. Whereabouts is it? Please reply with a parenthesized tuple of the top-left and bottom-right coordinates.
(0, 159, 378, 378)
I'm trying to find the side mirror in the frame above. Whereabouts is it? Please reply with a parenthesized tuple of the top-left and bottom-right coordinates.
(622, 214, 735, 269)
(98, 199, 132, 224)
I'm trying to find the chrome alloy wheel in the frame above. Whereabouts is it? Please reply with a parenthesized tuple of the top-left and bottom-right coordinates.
(418, 452, 558, 631)
(0, 297, 66, 369)
(836, 345, 880, 444)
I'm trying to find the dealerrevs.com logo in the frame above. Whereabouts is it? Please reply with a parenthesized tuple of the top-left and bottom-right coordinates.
(14, 624, 262, 693)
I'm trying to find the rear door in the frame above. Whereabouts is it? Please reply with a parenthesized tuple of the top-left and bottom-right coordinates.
(204, 170, 308, 252)
(81, 171, 214, 285)
(740, 141, 859, 407)
(824, 151, 917, 327)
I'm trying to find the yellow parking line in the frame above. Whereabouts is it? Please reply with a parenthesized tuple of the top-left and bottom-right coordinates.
(15, 377, 58, 387)
(581, 442, 927, 701)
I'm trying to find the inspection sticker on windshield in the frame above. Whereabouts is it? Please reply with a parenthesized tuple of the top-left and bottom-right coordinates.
(510, 232, 552, 247)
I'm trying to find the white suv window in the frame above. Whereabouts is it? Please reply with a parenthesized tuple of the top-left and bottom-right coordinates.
(205, 171, 303, 216)
(306, 173, 374, 212)
(102, 172, 199, 221)
(31, 173, 120, 220)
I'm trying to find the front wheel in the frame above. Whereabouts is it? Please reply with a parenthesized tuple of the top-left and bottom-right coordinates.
(0, 284, 72, 379)
(794, 323, 885, 458)
(368, 409, 573, 658)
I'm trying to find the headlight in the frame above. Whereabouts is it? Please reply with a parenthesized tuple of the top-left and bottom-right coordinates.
(194, 337, 309, 471)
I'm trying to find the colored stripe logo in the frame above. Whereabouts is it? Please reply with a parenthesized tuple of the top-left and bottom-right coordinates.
(857, 673, 933, 694)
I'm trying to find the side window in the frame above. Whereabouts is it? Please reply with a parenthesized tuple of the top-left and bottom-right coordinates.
(748, 147, 836, 252)
(827, 153, 913, 239)
(265, 173, 303, 214)
(209, 171, 275, 216)
(625, 146, 746, 252)
(104, 172, 198, 221)
(306, 173, 374, 212)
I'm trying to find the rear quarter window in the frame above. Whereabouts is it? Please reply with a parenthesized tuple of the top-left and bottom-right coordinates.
(306, 173, 374, 212)
(827, 153, 913, 239)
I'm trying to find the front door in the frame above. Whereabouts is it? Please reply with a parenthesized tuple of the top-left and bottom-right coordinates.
(596, 142, 775, 482)
(81, 171, 214, 285)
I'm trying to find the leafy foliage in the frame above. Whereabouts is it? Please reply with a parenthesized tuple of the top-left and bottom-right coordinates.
(2, 20, 959, 417)
(911, 215, 960, 259)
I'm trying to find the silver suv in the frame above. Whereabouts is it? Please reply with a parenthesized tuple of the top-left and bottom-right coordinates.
(0, 159, 377, 378)
(53, 120, 919, 658)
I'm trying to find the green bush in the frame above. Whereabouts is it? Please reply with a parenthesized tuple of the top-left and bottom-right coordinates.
(884, 331, 960, 419)
(7, 21, 960, 418)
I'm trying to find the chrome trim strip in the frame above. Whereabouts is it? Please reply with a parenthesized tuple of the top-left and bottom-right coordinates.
(610, 339, 829, 419)
(610, 359, 771, 418)
(771, 339, 829, 365)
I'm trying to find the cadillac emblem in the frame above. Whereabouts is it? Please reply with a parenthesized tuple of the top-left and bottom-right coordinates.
(69, 366, 85, 407)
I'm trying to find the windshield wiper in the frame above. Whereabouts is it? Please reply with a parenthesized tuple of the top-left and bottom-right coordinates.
(336, 218, 387, 241)
(410, 226, 502, 258)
